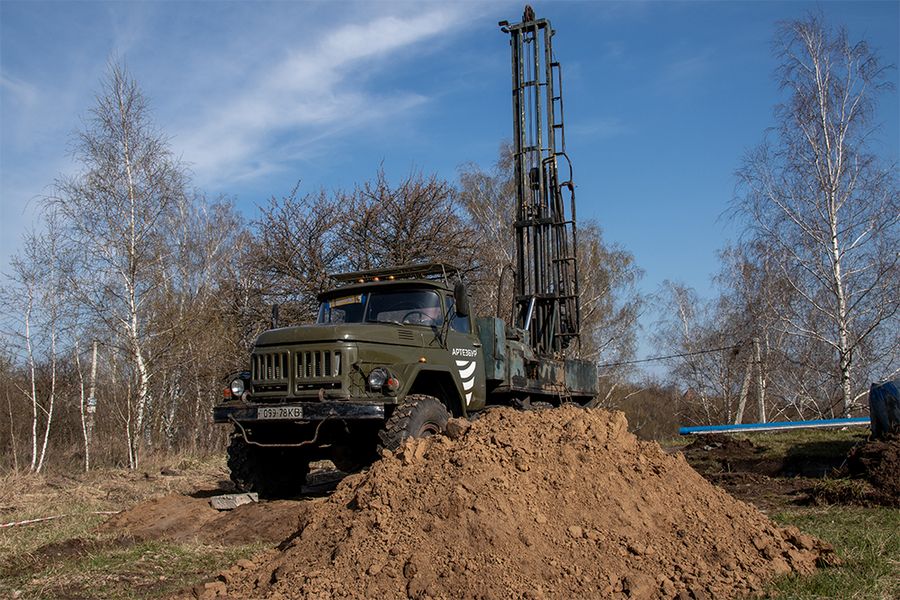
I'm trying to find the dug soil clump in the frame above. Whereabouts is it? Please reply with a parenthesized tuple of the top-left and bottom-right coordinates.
(213, 407, 835, 599)
(846, 434, 900, 506)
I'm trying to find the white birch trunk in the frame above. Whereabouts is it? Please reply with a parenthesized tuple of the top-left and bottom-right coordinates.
(35, 323, 56, 473)
(87, 340, 99, 470)
(5, 389, 18, 472)
(75, 341, 94, 472)
(117, 73, 152, 469)
(24, 288, 38, 472)
(75, 343, 88, 472)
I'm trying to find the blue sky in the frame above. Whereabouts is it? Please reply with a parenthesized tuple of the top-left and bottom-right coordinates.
(1, 0, 898, 358)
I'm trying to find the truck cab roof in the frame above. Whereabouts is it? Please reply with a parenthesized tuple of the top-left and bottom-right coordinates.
(318, 263, 461, 301)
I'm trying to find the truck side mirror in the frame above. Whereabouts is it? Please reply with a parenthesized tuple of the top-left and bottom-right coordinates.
(454, 282, 470, 317)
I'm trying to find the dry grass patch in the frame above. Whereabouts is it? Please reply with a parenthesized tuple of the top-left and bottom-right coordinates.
(0, 456, 240, 598)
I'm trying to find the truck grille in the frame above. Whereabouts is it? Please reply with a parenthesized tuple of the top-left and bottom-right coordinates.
(251, 348, 343, 396)
(296, 350, 342, 379)
(253, 351, 289, 381)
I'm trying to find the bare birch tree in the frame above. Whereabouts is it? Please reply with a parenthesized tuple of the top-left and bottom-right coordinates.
(2, 214, 69, 473)
(653, 281, 746, 425)
(33, 210, 67, 473)
(51, 62, 188, 467)
(736, 15, 899, 417)
(5, 233, 41, 471)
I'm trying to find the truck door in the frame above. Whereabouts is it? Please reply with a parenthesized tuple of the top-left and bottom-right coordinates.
(445, 295, 486, 411)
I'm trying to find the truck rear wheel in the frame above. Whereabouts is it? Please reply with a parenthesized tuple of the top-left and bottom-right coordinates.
(227, 434, 309, 498)
(378, 394, 450, 452)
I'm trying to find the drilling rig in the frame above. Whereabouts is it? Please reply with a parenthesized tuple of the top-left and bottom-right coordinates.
(502, 6, 582, 358)
(212, 6, 598, 497)
(486, 5, 598, 406)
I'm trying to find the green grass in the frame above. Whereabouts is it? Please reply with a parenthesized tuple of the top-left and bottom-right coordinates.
(769, 507, 899, 599)
(1, 532, 264, 599)
(0, 508, 108, 555)
(667, 427, 868, 457)
(0, 461, 264, 599)
(751, 428, 868, 461)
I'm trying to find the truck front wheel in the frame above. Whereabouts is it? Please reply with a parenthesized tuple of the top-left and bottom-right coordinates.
(227, 433, 309, 498)
(378, 394, 450, 452)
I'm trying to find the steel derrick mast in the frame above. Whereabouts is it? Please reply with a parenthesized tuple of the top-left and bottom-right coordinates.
(501, 6, 581, 357)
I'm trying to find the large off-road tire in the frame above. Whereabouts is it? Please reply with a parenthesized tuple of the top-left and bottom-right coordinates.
(378, 394, 450, 452)
(227, 434, 309, 498)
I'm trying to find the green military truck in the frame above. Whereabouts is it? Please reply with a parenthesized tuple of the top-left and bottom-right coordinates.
(214, 7, 600, 496)
(214, 263, 597, 495)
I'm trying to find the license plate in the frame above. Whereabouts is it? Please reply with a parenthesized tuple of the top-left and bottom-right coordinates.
(257, 406, 303, 420)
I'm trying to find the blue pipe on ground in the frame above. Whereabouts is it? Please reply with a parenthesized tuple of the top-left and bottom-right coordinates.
(679, 417, 870, 436)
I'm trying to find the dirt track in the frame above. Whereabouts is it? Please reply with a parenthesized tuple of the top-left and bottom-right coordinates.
(99, 406, 837, 600)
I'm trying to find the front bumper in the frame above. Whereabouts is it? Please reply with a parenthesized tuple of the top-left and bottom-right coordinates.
(213, 400, 386, 424)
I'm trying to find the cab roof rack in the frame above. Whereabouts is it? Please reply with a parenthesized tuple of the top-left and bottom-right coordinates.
(331, 263, 461, 285)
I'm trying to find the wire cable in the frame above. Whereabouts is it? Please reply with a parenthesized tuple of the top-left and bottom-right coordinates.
(596, 343, 743, 369)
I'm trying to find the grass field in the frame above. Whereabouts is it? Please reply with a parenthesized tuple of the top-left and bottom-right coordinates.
(0, 458, 264, 599)
(676, 426, 897, 599)
(772, 506, 899, 599)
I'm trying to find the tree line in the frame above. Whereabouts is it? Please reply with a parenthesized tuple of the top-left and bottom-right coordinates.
(654, 16, 898, 426)
(1, 15, 896, 473)
(0, 62, 642, 472)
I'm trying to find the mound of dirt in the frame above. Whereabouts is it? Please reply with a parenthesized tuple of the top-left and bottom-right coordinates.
(200, 407, 835, 599)
(101, 494, 306, 544)
(846, 434, 900, 506)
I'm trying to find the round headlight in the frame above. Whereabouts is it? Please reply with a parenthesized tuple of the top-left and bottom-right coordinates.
(367, 367, 389, 391)
(230, 378, 245, 396)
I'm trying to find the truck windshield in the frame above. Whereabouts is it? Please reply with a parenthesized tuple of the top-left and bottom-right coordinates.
(318, 289, 444, 327)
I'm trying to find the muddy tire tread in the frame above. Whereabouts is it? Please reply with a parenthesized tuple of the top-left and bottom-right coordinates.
(378, 394, 449, 452)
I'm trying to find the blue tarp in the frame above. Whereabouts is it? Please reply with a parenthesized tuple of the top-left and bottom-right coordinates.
(870, 379, 900, 439)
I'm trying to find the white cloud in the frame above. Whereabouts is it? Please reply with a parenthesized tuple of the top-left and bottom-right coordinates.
(173, 7, 463, 185)
(0, 73, 38, 109)
(568, 116, 630, 139)
(659, 51, 713, 89)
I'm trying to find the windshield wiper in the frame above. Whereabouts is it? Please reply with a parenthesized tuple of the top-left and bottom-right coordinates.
(374, 318, 405, 326)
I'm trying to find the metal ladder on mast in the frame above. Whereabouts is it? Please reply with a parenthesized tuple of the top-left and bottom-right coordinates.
(502, 7, 582, 357)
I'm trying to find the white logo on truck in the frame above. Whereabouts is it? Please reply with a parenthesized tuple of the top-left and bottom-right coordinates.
(452, 347, 478, 358)
(453, 349, 477, 406)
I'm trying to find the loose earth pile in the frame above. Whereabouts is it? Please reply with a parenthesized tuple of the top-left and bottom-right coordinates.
(847, 433, 900, 506)
(198, 407, 837, 599)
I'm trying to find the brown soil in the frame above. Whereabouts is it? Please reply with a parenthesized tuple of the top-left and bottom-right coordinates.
(180, 407, 835, 600)
(845, 434, 900, 506)
(100, 494, 308, 545)
(678, 435, 804, 510)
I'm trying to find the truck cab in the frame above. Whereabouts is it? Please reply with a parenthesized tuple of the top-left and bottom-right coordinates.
(213, 263, 485, 496)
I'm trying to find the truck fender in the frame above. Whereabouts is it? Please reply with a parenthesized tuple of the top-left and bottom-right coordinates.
(402, 365, 468, 417)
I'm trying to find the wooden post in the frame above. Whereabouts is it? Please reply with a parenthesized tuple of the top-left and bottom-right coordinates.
(734, 342, 753, 425)
(753, 337, 765, 423)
